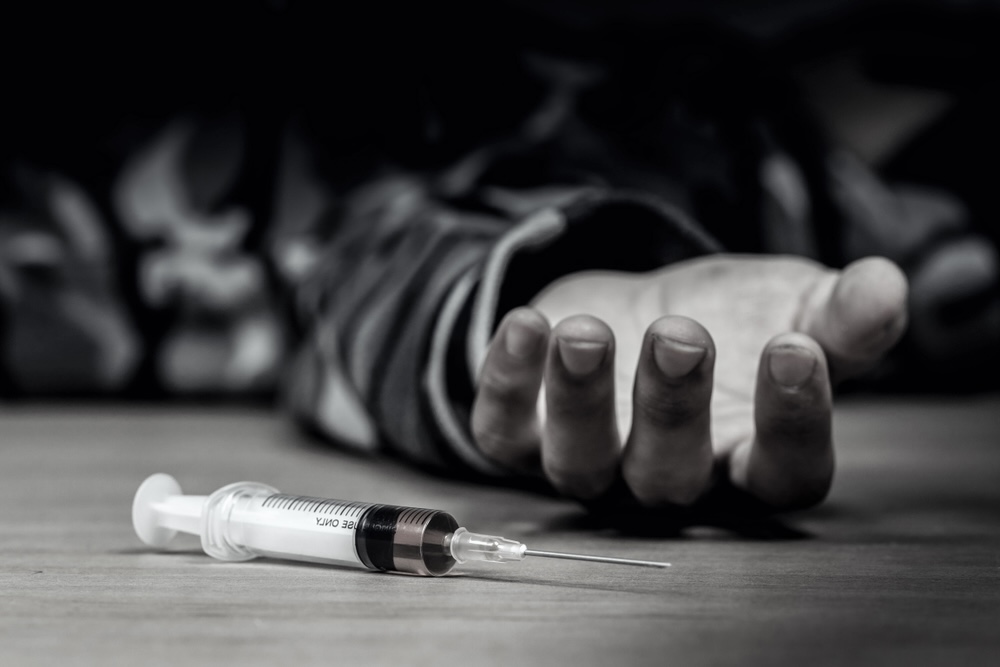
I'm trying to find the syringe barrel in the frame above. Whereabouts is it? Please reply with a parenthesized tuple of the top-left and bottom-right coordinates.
(200, 481, 460, 576)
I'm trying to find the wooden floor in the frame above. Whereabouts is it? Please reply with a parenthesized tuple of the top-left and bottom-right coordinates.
(1, 396, 998, 666)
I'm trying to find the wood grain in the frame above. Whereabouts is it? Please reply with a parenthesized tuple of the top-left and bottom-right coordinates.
(1, 397, 999, 666)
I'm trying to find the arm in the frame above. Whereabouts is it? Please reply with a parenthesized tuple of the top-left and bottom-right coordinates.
(274, 125, 720, 472)
(279, 130, 908, 515)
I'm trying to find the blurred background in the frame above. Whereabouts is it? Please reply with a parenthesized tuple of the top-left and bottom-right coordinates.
(1, 0, 997, 402)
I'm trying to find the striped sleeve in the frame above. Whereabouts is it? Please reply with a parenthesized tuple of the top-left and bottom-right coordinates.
(274, 157, 507, 467)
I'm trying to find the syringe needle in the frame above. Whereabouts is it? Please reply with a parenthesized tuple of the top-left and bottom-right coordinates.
(524, 549, 670, 569)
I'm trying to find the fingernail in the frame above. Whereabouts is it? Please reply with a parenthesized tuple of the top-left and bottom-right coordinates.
(652, 334, 706, 378)
(504, 318, 542, 359)
(768, 346, 817, 387)
(556, 338, 608, 376)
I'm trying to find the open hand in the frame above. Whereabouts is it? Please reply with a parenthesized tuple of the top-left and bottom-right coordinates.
(471, 255, 907, 511)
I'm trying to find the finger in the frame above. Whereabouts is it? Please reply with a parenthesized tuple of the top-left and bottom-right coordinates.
(801, 256, 908, 381)
(471, 307, 550, 470)
(621, 316, 715, 507)
(542, 315, 620, 500)
(728, 332, 834, 510)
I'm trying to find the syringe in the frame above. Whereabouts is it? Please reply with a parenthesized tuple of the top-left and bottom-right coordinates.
(132, 474, 669, 576)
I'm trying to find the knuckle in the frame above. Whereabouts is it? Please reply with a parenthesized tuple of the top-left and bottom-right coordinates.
(471, 421, 537, 464)
(633, 387, 709, 429)
(546, 387, 613, 420)
(763, 406, 831, 444)
(477, 369, 534, 405)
